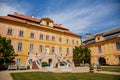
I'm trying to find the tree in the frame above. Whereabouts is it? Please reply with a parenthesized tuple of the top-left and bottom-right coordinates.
(83, 47, 91, 63)
(73, 46, 81, 66)
(73, 46, 91, 66)
(0, 36, 17, 64)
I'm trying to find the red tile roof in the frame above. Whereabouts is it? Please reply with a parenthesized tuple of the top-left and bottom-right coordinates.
(64, 30, 80, 36)
(8, 13, 40, 23)
(0, 16, 27, 23)
(0, 13, 80, 37)
(53, 24, 69, 30)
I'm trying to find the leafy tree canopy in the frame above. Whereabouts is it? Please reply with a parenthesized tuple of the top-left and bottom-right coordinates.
(0, 36, 17, 64)
(73, 46, 91, 66)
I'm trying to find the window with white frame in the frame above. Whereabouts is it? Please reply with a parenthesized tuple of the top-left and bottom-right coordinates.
(18, 43, 22, 51)
(59, 47, 62, 55)
(52, 36, 55, 41)
(46, 35, 49, 40)
(39, 45, 42, 53)
(29, 44, 33, 52)
(30, 32, 34, 38)
(7, 28, 12, 35)
(116, 42, 120, 50)
(66, 39, 69, 44)
(66, 48, 69, 55)
(40, 34, 43, 40)
(72, 40, 74, 45)
(59, 37, 62, 42)
(52, 47, 55, 54)
(16, 58, 21, 65)
(19, 31, 24, 37)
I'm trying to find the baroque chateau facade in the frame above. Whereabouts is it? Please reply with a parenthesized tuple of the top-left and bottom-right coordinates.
(0, 13, 81, 68)
(0, 12, 120, 68)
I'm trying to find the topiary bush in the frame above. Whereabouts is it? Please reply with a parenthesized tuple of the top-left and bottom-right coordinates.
(42, 62, 49, 67)
(60, 62, 65, 66)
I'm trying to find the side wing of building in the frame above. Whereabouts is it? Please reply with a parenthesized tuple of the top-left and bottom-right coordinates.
(82, 27, 120, 65)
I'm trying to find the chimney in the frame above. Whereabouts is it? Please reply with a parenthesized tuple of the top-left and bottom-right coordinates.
(14, 12, 18, 14)
(31, 14, 35, 18)
(86, 33, 91, 38)
(59, 24, 62, 26)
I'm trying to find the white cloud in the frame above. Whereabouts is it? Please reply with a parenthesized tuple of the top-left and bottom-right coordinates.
(0, 2, 28, 16)
(41, 3, 120, 35)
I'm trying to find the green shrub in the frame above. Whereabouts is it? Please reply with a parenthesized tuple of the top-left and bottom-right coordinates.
(42, 62, 49, 67)
(60, 62, 65, 66)
(89, 65, 94, 70)
(27, 65, 30, 69)
(97, 65, 101, 69)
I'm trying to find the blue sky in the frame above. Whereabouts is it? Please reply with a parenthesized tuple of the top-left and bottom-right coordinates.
(0, 0, 120, 38)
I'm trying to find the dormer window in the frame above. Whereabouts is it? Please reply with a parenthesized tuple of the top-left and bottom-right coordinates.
(98, 37, 100, 40)
(46, 21, 49, 26)
(40, 18, 54, 27)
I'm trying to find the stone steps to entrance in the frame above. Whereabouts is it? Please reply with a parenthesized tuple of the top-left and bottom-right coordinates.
(32, 61, 39, 69)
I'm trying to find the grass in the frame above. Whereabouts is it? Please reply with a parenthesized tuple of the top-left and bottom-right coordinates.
(11, 72, 120, 80)
(102, 66, 120, 72)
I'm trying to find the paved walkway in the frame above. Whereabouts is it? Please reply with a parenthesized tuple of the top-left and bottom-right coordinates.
(0, 70, 120, 80)
(0, 70, 13, 80)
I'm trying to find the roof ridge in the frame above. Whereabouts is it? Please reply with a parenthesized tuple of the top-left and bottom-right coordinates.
(8, 13, 40, 23)
(95, 26, 120, 35)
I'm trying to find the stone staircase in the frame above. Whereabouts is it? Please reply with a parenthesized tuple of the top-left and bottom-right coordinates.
(28, 53, 74, 69)
(32, 61, 39, 69)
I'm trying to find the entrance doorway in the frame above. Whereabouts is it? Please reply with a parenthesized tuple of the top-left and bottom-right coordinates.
(98, 57, 106, 65)
(45, 46, 49, 53)
(48, 59, 52, 66)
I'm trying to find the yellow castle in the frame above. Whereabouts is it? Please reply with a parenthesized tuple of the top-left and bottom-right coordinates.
(0, 12, 81, 68)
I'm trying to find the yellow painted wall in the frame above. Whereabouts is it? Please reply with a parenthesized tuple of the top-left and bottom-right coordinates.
(0, 19, 81, 65)
(87, 38, 120, 65)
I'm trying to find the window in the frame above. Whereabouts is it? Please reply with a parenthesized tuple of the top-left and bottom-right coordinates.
(77, 41, 79, 45)
(39, 45, 42, 53)
(59, 47, 62, 54)
(7, 28, 12, 35)
(72, 40, 74, 45)
(52, 36, 55, 41)
(66, 48, 69, 56)
(98, 46, 102, 53)
(116, 42, 120, 50)
(30, 32, 34, 38)
(45, 46, 49, 53)
(98, 37, 100, 40)
(52, 47, 55, 54)
(59, 37, 62, 42)
(46, 21, 49, 26)
(66, 39, 69, 44)
(40, 34, 43, 40)
(118, 57, 120, 62)
(46, 35, 49, 40)
(19, 31, 24, 37)
(16, 58, 21, 65)
(18, 43, 22, 51)
(29, 44, 33, 52)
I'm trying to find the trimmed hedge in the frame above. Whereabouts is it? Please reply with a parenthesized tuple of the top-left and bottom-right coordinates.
(42, 62, 49, 67)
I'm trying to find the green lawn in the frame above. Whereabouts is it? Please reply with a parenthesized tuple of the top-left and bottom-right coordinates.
(11, 72, 120, 80)
(102, 66, 120, 72)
